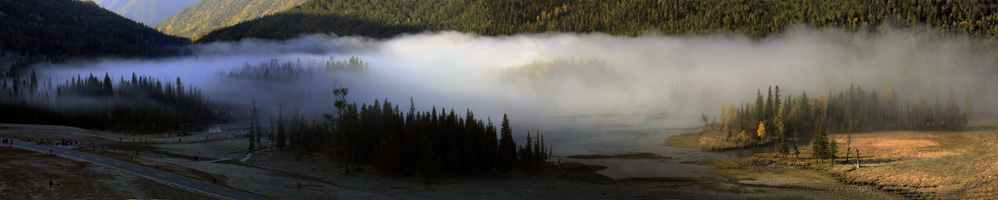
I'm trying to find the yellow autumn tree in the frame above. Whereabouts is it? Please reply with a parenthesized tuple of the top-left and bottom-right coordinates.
(757, 121, 766, 138)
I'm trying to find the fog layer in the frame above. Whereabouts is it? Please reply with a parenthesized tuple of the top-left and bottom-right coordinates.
(35, 26, 998, 132)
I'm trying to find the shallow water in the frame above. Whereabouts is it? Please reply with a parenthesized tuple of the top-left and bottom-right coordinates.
(541, 115, 781, 179)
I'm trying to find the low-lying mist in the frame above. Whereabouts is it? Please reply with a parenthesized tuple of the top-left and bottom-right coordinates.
(32, 26, 998, 136)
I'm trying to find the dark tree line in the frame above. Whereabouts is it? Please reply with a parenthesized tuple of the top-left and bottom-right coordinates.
(268, 91, 550, 176)
(707, 85, 968, 157)
(0, 70, 231, 133)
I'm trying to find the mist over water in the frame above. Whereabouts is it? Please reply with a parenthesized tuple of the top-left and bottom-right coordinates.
(31, 27, 998, 166)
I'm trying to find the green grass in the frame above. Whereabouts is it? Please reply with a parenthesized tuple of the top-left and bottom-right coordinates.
(664, 132, 700, 149)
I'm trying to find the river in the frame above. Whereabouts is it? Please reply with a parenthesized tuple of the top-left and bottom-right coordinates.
(542, 114, 793, 179)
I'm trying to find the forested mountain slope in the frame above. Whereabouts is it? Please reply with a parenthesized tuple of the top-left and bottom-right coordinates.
(197, 0, 998, 42)
(0, 0, 187, 58)
(92, 0, 199, 26)
(155, 0, 308, 39)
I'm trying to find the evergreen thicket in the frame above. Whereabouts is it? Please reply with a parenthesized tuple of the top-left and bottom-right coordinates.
(0, 71, 230, 133)
(707, 85, 968, 157)
(273, 94, 548, 176)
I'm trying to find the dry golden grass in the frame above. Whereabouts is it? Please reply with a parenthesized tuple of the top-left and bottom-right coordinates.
(713, 116, 998, 199)
(703, 156, 901, 199)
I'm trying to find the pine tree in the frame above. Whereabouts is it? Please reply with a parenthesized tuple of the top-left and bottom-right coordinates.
(776, 107, 789, 156)
(829, 136, 838, 160)
(811, 122, 829, 159)
(519, 131, 534, 170)
(497, 114, 517, 173)
(765, 86, 773, 119)
(103, 73, 113, 97)
(249, 99, 259, 152)
(482, 118, 499, 172)
(276, 106, 286, 150)
(756, 90, 764, 122)
(29, 69, 38, 94)
(774, 85, 781, 114)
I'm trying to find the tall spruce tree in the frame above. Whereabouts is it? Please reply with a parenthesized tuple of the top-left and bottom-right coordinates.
(811, 122, 830, 159)
(249, 99, 259, 152)
(497, 114, 516, 173)
(765, 86, 773, 120)
(756, 90, 764, 122)
(276, 106, 286, 150)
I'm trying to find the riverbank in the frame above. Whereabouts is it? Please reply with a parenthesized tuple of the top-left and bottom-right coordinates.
(675, 116, 998, 199)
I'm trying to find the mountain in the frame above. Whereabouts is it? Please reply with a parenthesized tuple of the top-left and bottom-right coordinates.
(155, 0, 308, 39)
(92, 0, 199, 26)
(196, 0, 998, 43)
(0, 0, 188, 58)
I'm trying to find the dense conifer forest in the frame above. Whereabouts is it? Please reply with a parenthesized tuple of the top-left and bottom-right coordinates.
(0, 0, 187, 58)
(0, 70, 229, 133)
(199, 0, 998, 42)
(255, 94, 549, 176)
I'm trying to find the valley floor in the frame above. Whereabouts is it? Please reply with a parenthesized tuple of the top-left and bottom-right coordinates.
(0, 124, 738, 199)
(16, 116, 998, 199)
(686, 115, 998, 199)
